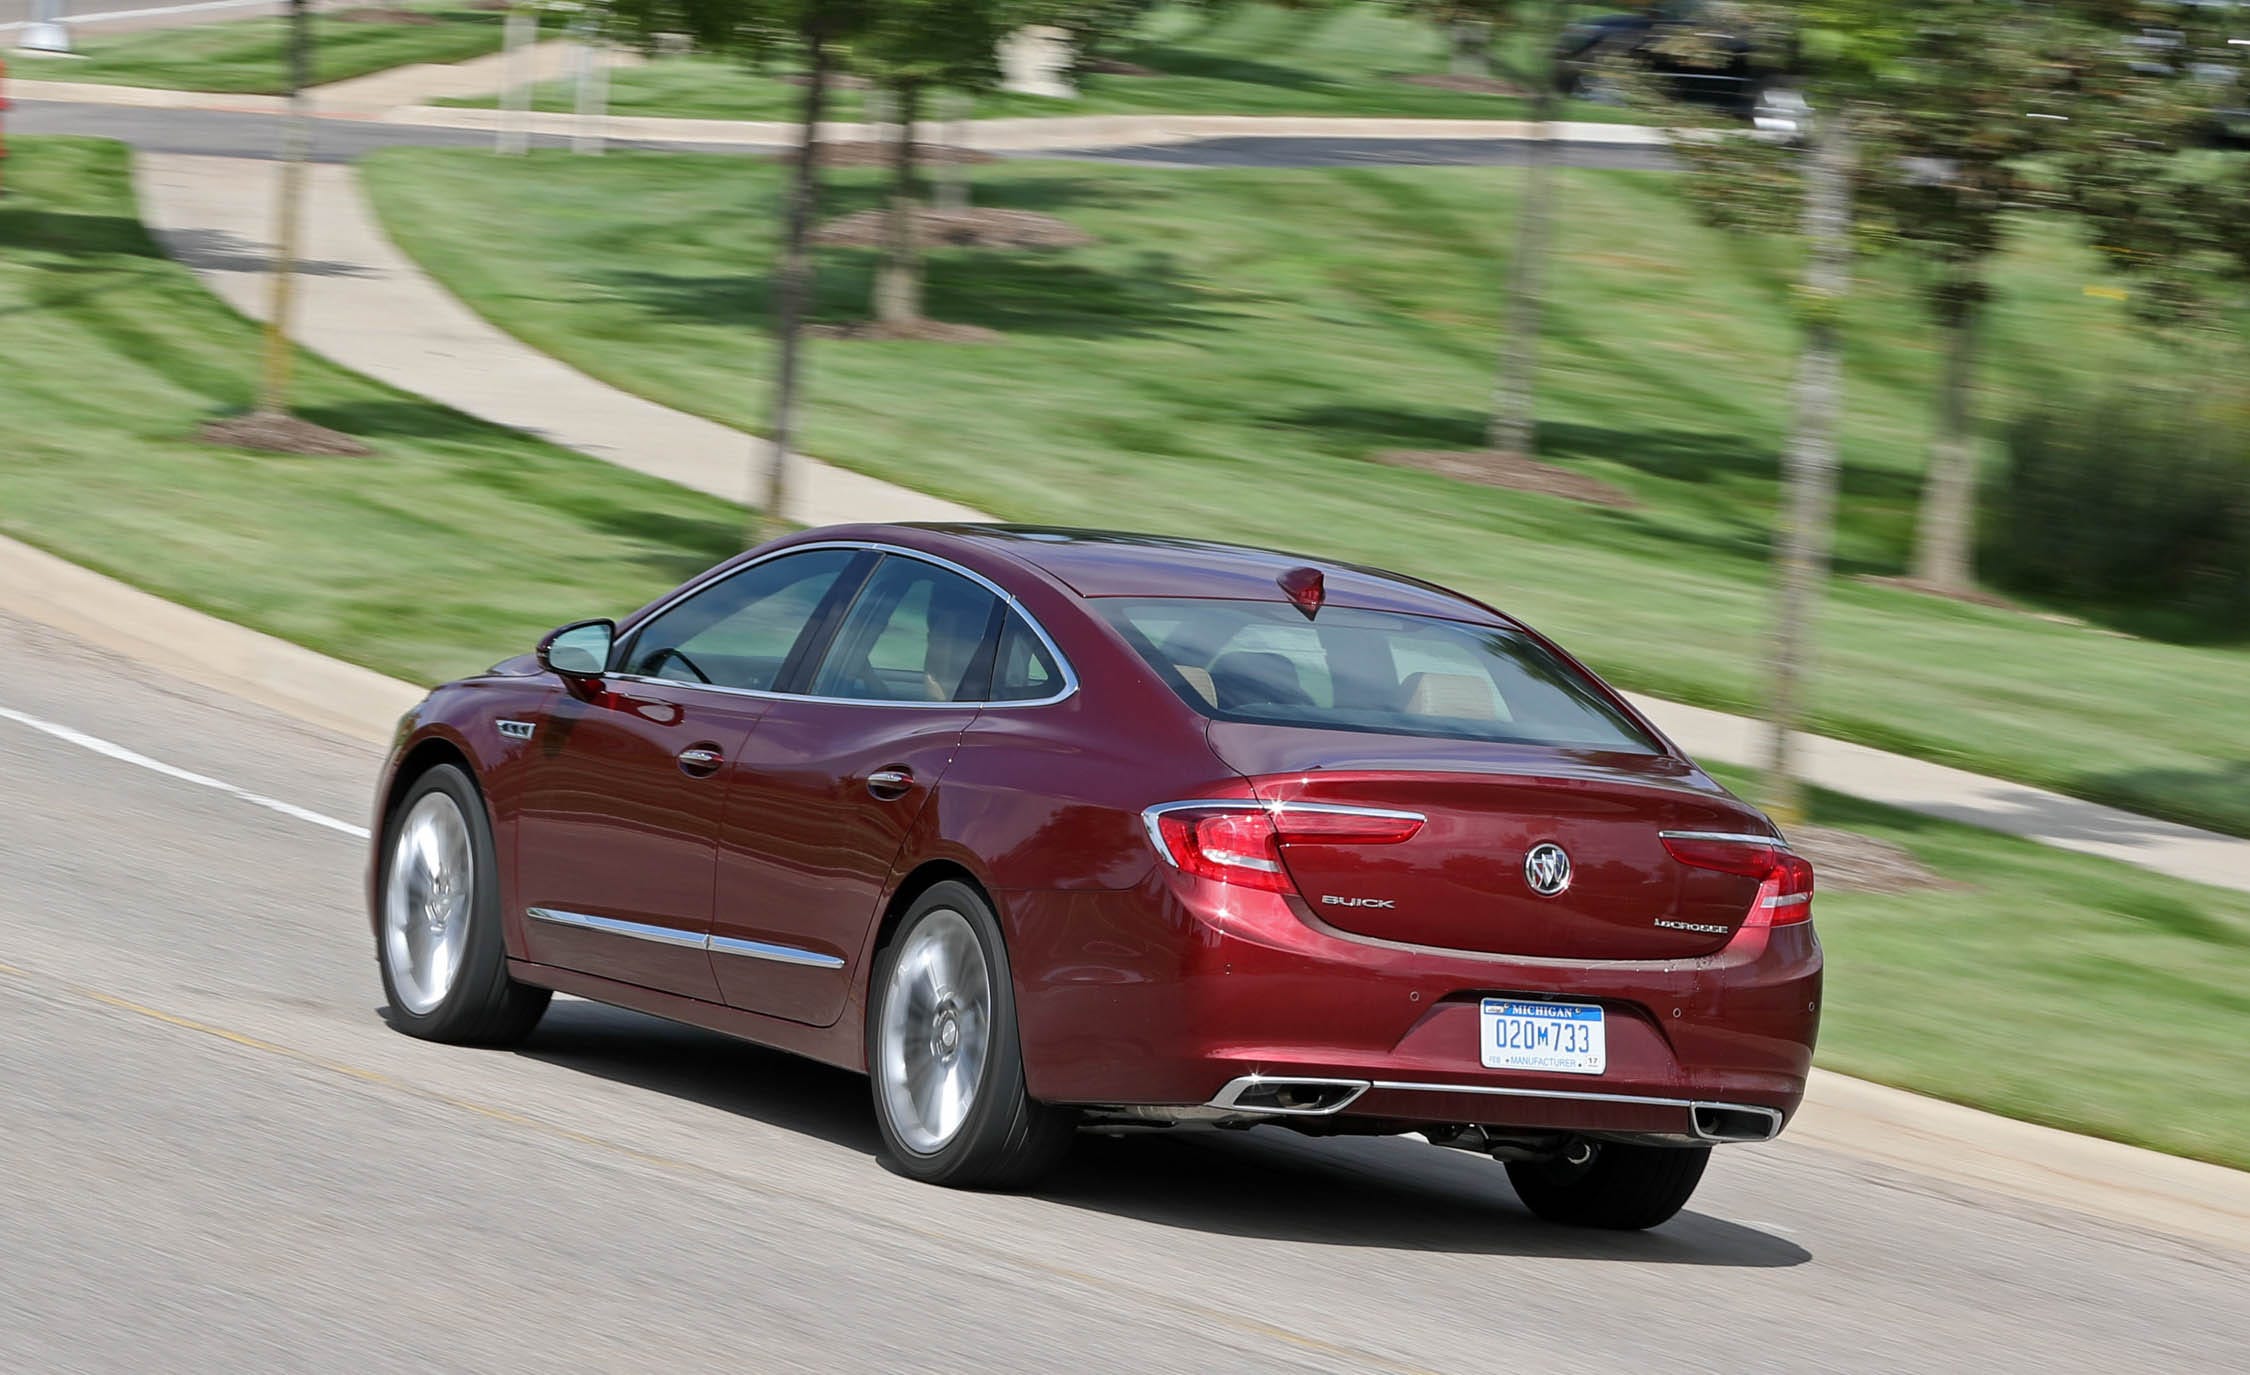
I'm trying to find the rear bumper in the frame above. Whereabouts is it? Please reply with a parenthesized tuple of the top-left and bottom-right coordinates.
(1005, 870, 1822, 1140)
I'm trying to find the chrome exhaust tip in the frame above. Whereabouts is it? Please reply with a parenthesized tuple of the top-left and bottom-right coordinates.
(1691, 1102, 1784, 1143)
(1207, 1075, 1372, 1116)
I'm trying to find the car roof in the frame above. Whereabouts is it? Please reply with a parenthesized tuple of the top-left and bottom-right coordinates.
(900, 524, 1516, 626)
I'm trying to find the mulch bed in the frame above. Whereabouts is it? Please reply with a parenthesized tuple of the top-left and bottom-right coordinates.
(330, 6, 441, 24)
(1373, 449, 1637, 509)
(812, 207, 1093, 251)
(780, 143, 999, 168)
(1782, 824, 1959, 894)
(778, 73, 873, 90)
(807, 319, 1002, 344)
(199, 412, 373, 457)
(1857, 573, 2023, 612)
(1396, 73, 1529, 97)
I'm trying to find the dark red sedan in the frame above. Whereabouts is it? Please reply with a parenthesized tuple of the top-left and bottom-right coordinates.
(369, 525, 1820, 1229)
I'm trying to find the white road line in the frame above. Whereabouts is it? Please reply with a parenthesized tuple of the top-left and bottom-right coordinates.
(1, 0, 275, 31)
(0, 704, 370, 840)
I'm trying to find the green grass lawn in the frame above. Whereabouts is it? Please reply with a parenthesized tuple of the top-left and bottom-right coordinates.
(1706, 765, 2250, 1172)
(0, 138, 745, 684)
(53, 6, 542, 96)
(5, 137, 2245, 1168)
(460, 2, 1641, 123)
(361, 147, 2250, 839)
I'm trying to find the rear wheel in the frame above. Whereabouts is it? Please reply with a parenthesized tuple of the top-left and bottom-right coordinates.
(1507, 1142, 1711, 1230)
(868, 882, 1073, 1188)
(377, 764, 549, 1045)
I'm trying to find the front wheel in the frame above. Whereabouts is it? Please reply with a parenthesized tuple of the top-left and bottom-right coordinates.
(1507, 1142, 1711, 1230)
(377, 763, 549, 1045)
(868, 882, 1073, 1188)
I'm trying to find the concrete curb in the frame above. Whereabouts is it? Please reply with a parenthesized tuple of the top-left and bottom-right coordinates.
(0, 535, 419, 747)
(1796, 1071, 2250, 1257)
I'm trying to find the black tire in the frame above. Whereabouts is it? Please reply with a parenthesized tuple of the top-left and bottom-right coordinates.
(1507, 1142, 1711, 1230)
(866, 882, 1073, 1189)
(376, 763, 550, 1046)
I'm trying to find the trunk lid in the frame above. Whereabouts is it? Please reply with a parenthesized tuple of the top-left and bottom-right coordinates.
(1207, 723, 1772, 960)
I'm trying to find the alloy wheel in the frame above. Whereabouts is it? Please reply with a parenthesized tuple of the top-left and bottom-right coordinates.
(877, 908, 994, 1155)
(382, 790, 474, 1016)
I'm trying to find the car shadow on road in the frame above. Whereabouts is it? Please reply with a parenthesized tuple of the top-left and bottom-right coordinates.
(516, 999, 1810, 1267)
(1048, 1130, 1812, 1267)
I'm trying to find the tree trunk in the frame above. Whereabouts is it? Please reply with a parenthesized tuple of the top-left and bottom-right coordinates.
(256, 0, 313, 418)
(756, 35, 831, 545)
(875, 81, 925, 327)
(1910, 283, 1985, 594)
(1449, 20, 1493, 78)
(1488, 79, 1559, 458)
(1760, 111, 1855, 827)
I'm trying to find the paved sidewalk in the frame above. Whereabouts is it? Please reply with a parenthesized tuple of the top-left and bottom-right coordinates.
(314, 38, 640, 115)
(127, 152, 2249, 897)
(133, 151, 982, 527)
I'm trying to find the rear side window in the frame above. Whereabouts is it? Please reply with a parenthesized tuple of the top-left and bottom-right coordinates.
(990, 614, 1063, 702)
(1096, 598, 1658, 751)
(811, 556, 1001, 703)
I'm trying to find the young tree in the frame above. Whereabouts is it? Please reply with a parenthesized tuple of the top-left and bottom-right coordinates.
(1383, 3, 1570, 468)
(855, 0, 1011, 327)
(257, 0, 316, 422)
(1852, 10, 2075, 596)
(614, 0, 880, 541)
(1644, 1, 1907, 823)
(1487, 0, 1570, 461)
(1398, 0, 1515, 77)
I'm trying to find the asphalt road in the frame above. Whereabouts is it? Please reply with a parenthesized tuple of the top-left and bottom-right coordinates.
(11, 100, 1681, 169)
(2, 606, 2246, 1373)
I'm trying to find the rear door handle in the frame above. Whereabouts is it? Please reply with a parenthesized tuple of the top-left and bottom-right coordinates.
(678, 746, 725, 777)
(866, 767, 914, 799)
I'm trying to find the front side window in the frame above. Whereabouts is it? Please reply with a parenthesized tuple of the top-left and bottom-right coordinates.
(1097, 598, 1659, 751)
(810, 557, 1002, 703)
(622, 548, 860, 691)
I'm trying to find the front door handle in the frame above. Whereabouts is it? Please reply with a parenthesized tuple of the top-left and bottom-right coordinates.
(866, 767, 914, 800)
(678, 746, 725, 777)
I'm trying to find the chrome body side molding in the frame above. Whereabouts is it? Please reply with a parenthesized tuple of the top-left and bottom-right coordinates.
(527, 908, 844, 970)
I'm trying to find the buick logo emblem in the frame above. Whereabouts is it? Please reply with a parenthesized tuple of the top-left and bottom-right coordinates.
(1524, 842, 1572, 897)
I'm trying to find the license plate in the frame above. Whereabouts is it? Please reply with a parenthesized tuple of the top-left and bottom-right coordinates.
(1480, 998, 1606, 1075)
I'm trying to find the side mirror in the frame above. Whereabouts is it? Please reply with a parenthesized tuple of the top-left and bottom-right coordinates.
(537, 619, 615, 679)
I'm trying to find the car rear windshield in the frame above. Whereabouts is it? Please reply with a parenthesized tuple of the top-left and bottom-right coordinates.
(1096, 598, 1661, 751)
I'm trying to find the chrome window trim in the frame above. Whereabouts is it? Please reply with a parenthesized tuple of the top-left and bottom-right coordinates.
(1139, 799, 1430, 866)
(526, 906, 708, 950)
(608, 539, 1080, 709)
(527, 908, 845, 970)
(1658, 829, 1793, 850)
(709, 934, 846, 970)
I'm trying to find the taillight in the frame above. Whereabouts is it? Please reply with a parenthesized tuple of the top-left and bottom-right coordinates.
(1147, 803, 1423, 893)
(1660, 831, 1815, 927)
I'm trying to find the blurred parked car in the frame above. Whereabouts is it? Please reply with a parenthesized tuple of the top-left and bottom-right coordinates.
(1556, 0, 1806, 135)
(2128, 0, 2250, 142)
